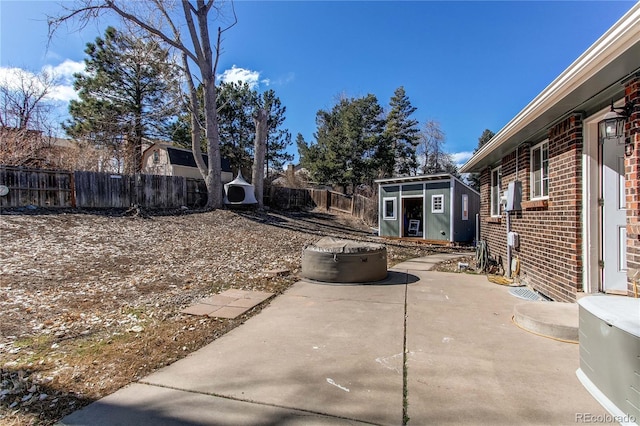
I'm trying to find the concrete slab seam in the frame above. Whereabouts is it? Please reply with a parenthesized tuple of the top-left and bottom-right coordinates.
(135, 380, 384, 426)
(402, 273, 409, 426)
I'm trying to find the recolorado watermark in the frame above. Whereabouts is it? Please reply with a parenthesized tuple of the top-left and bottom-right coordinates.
(576, 413, 637, 424)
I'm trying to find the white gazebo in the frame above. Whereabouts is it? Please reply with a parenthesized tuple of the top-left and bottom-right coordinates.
(224, 172, 258, 205)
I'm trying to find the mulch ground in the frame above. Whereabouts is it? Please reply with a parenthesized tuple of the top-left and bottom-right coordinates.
(0, 207, 470, 425)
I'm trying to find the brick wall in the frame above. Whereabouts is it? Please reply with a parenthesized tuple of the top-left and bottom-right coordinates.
(479, 114, 583, 302)
(625, 74, 640, 297)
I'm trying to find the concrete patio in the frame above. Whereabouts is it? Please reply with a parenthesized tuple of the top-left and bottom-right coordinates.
(59, 255, 605, 425)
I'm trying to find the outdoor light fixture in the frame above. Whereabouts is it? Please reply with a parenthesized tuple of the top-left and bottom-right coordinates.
(600, 99, 635, 139)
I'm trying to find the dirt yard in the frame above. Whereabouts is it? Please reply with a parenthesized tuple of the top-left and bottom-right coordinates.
(0, 207, 468, 425)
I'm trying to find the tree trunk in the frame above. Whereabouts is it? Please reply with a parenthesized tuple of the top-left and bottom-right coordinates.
(252, 108, 268, 209)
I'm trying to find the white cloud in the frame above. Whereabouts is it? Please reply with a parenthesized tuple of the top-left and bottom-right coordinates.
(44, 59, 85, 85)
(48, 84, 78, 102)
(218, 65, 269, 89)
(46, 60, 84, 102)
(451, 151, 474, 165)
(0, 60, 84, 103)
(0, 66, 33, 90)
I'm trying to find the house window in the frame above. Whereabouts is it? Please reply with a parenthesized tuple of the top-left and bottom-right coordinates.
(462, 194, 469, 221)
(383, 197, 397, 220)
(531, 141, 549, 199)
(432, 195, 444, 213)
(152, 150, 160, 164)
(490, 166, 501, 217)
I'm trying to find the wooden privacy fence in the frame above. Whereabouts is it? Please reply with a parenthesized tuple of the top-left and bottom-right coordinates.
(0, 166, 72, 207)
(0, 166, 377, 223)
(271, 186, 377, 226)
(73, 172, 197, 209)
(0, 166, 207, 209)
(268, 186, 315, 210)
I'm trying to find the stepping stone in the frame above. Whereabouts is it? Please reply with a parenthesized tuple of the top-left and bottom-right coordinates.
(182, 290, 275, 319)
(207, 306, 249, 319)
(181, 304, 221, 316)
(200, 295, 237, 306)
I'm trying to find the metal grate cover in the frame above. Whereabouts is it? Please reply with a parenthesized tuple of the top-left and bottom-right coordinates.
(509, 287, 546, 301)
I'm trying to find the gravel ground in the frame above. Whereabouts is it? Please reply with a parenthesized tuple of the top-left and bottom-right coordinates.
(0, 207, 465, 425)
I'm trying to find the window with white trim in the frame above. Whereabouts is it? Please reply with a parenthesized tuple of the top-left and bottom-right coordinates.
(530, 140, 549, 199)
(490, 167, 501, 217)
(383, 197, 397, 220)
(461, 194, 469, 221)
(432, 194, 444, 213)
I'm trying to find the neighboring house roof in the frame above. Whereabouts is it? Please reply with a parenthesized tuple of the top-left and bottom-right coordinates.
(375, 173, 480, 195)
(461, 3, 640, 173)
(146, 144, 232, 173)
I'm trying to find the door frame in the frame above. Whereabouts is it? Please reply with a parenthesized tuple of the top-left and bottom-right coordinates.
(401, 196, 424, 238)
(583, 101, 628, 294)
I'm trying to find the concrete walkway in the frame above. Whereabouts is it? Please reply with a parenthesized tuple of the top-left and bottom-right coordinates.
(59, 255, 604, 425)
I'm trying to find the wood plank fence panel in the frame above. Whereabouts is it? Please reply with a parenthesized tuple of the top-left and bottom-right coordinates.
(74, 171, 133, 208)
(353, 194, 378, 225)
(186, 178, 207, 208)
(329, 191, 352, 214)
(0, 166, 72, 207)
(135, 174, 187, 209)
(307, 188, 328, 210)
(269, 187, 314, 210)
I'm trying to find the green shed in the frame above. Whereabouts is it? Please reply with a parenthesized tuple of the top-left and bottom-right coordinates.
(376, 174, 480, 243)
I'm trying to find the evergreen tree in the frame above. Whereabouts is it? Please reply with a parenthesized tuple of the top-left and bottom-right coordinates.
(217, 81, 258, 174)
(260, 89, 293, 178)
(299, 94, 386, 192)
(384, 86, 420, 177)
(64, 27, 179, 173)
(467, 129, 495, 190)
(170, 82, 292, 178)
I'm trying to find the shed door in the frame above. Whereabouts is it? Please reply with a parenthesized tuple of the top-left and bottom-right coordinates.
(601, 136, 627, 293)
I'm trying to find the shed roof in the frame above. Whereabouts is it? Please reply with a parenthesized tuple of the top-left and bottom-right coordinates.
(375, 173, 479, 195)
(375, 173, 453, 185)
(460, 3, 640, 173)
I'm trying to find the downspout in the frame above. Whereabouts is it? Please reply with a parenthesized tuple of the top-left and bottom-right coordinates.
(506, 210, 512, 278)
(399, 185, 403, 238)
(422, 182, 426, 240)
(506, 146, 519, 278)
(378, 184, 382, 235)
(450, 177, 455, 243)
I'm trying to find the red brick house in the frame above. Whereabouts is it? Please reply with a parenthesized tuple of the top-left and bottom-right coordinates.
(461, 3, 640, 302)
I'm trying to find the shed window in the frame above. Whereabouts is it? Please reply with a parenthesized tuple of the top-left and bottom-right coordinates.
(383, 197, 397, 220)
(432, 195, 444, 213)
(491, 166, 502, 217)
(531, 141, 549, 199)
(462, 194, 469, 221)
(152, 150, 160, 164)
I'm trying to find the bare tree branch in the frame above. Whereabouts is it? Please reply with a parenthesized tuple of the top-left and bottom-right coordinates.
(46, 0, 238, 209)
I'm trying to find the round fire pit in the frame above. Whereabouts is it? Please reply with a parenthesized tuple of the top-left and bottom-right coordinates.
(301, 237, 387, 283)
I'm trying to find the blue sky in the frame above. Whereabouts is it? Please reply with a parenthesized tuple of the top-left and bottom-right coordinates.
(0, 0, 637, 166)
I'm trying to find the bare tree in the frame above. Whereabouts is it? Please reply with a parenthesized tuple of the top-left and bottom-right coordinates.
(0, 68, 62, 167)
(251, 108, 268, 209)
(418, 119, 457, 175)
(49, 0, 237, 209)
(0, 67, 57, 131)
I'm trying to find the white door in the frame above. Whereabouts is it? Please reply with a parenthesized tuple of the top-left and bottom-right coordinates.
(602, 136, 627, 292)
